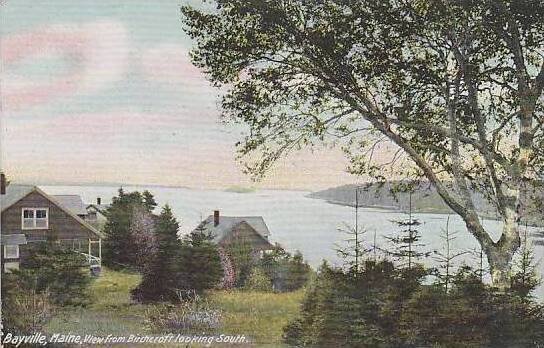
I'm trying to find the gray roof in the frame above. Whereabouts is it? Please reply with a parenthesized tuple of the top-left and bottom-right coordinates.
(1, 234, 27, 245)
(0, 185, 35, 212)
(86, 203, 111, 214)
(52, 195, 87, 216)
(0, 184, 103, 239)
(196, 215, 271, 243)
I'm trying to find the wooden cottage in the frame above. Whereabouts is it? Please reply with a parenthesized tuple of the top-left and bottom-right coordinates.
(194, 210, 274, 253)
(0, 181, 102, 272)
(86, 197, 110, 227)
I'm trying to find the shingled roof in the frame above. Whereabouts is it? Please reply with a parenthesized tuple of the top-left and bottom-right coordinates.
(196, 215, 271, 244)
(0, 184, 103, 239)
(52, 195, 87, 216)
(0, 185, 35, 212)
(0, 234, 27, 245)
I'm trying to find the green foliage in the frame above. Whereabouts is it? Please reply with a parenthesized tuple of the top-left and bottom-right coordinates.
(284, 261, 544, 347)
(226, 240, 255, 287)
(142, 190, 158, 212)
(132, 205, 184, 303)
(244, 267, 272, 292)
(18, 241, 91, 306)
(510, 227, 541, 300)
(103, 188, 157, 270)
(132, 206, 222, 303)
(385, 193, 430, 270)
(177, 227, 223, 296)
(145, 296, 222, 333)
(1, 273, 54, 336)
(182, 0, 544, 287)
(260, 248, 312, 292)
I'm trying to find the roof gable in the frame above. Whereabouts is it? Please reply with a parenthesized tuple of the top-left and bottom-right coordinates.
(195, 215, 271, 243)
(1, 185, 103, 239)
(0, 185, 35, 212)
(52, 195, 86, 216)
(86, 204, 110, 214)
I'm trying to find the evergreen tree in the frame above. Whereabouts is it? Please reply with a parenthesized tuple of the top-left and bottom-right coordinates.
(259, 246, 312, 292)
(510, 223, 540, 300)
(130, 205, 157, 272)
(433, 216, 468, 293)
(132, 205, 184, 303)
(384, 192, 429, 270)
(336, 223, 369, 275)
(142, 190, 158, 212)
(17, 238, 91, 306)
(178, 226, 223, 296)
(103, 188, 149, 269)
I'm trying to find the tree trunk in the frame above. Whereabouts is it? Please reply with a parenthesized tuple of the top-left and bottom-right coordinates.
(484, 221, 520, 289)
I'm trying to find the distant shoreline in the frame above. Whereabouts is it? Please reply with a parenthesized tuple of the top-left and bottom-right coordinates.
(312, 197, 544, 228)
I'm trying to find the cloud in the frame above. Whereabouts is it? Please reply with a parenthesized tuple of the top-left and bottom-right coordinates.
(140, 43, 208, 87)
(6, 111, 185, 142)
(2, 20, 129, 111)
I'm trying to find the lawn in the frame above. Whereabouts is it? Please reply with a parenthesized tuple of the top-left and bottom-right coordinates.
(46, 268, 304, 346)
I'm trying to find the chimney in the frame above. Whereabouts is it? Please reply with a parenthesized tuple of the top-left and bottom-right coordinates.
(97, 197, 102, 205)
(214, 210, 220, 226)
(0, 173, 5, 195)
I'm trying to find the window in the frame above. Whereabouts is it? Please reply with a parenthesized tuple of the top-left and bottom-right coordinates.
(22, 208, 49, 229)
(4, 262, 19, 272)
(4, 245, 19, 259)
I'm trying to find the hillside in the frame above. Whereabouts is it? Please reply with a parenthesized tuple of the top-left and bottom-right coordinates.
(308, 182, 543, 225)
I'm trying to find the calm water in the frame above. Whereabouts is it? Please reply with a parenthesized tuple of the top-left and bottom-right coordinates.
(41, 185, 544, 298)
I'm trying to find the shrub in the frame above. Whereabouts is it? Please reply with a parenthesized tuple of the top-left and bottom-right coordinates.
(1, 273, 54, 336)
(284, 261, 544, 347)
(226, 240, 255, 287)
(244, 267, 272, 292)
(18, 240, 91, 306)
(132, 206, 222, 303)
(145, 297, 222, 333)
(132, 205, 185, 303)
(260, 247, 312, 292)
(103, 188, 157, 270)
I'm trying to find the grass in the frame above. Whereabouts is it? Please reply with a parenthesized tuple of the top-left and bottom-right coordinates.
(46, 268, 146, 336)
(209, 290, 304, 345)
(46, 268, 304, 346)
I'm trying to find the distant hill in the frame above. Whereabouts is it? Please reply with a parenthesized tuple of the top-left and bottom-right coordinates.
(224, 185, 257, 193)
(308, 182, 543, 226)
(308, 182, 454, 213)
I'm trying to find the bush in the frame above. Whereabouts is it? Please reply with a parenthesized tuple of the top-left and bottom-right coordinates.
(260, 247, 312, 292)
(132, 206, 222, 303)
(103, 188, 157, 270)
(244, 267, 273, 292)
(1, 273, 54, 336)
(284, 261, 544, 347)
(18, 240, 91, 306)
(145, 297, 222, 333)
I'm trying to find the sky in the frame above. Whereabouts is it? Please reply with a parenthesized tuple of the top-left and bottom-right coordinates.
(0, 0, 358, 190)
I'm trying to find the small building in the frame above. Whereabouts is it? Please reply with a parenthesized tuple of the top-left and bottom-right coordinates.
(193, 210, 274, 253)
(86, 197, 110, 226)
(0, 180, 102, 272)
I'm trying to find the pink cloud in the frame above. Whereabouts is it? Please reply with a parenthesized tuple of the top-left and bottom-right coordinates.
(2, 20, 129, 111)
(7, 111, 183, 140)
(140, 43, 208, 86)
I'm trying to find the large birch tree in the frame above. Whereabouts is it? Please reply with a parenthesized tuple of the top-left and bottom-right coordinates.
(182, 0, 544, 287)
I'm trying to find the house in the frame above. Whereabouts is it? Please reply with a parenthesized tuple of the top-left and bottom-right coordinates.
(86, 197, 110, 226)
(193, 210, 274, 253)
(0, 176, 102, 272)
(53, 195, 87, 219)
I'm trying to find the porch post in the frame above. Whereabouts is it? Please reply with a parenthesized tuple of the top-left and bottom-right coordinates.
(88, 238, 92, 263)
